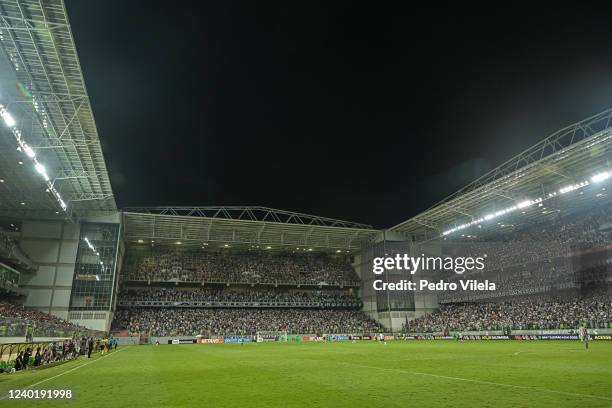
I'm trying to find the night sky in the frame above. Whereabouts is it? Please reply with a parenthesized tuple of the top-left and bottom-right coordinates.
(64, 3, 612, 228)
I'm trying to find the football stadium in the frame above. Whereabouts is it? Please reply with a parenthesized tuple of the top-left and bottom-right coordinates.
(0, 1, 610, 407)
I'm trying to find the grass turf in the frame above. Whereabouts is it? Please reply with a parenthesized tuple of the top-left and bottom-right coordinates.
(0, 341, 610, 407)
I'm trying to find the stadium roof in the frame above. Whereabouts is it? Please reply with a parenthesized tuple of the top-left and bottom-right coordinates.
(0, 0, 115, 220)
(123, 207, 379, 251)
(390, 108, 612, 242)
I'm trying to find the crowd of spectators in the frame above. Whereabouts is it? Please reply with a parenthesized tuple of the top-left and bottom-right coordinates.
(115, 250, 371, 336)
(438, 260, 580, 303)
(123, 251, 359, 286)
(119, 287, 361, 308)
(112, 308, 382, 336)
(432, 205, 612, 302)
(446, 206, 612, 273)
(0, 300, 77, 329)
(0, 295, 89, 336)
(407, 293, 612, 332)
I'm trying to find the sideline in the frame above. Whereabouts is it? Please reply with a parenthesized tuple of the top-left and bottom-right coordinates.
(338, 361, 612, 402)
(0, 347, 129, 400)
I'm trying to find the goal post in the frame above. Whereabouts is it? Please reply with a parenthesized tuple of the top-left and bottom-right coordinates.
(256, 331, 288, 343)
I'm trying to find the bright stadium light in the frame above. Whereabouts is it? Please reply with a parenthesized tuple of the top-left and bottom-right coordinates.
(0, 108, 15, 127)
(591, 171, 610, 183)
(84, 237, 94, 250)
(441, 171, 604, 236)
(34, 162, 45, 174)
(559, 180, 589, 194)
(0, 105, 67, 213)
(23, 144, 35, 158)
(442, 195, 546, 236)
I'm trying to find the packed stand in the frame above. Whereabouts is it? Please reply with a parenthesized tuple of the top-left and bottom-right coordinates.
(119, 287, 361, 308)
(445, 205, 612, 273)
(407, 292, 612, 333)
(0, 294, 89, 336)
(112, 308, 382, 336)
(123, 250, 359, 286)
(438, 260, 588, 302)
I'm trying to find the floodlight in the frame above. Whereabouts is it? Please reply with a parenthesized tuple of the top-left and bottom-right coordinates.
(23, 144, 35, 158)
(1, 110, 15, 127)
(591, 171, 610, 183)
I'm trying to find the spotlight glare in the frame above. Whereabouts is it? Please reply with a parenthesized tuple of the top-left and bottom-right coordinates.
(517, 200, 533, 209)
(591, 171, 611, 183)
(23, 144, 35, 158)
(1, 110, 15, 127)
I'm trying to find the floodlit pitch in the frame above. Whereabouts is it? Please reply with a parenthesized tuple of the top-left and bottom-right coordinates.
(0, 341, 610, 407)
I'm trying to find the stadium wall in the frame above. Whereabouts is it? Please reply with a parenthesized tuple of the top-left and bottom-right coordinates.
(114, 336, 139, 346)
(18, 220, 80, 321)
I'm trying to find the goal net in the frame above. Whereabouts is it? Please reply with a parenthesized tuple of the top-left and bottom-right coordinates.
(256, 331, 288, 343)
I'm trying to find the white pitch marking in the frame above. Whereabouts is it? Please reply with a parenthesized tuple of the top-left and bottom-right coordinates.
(338, 361, 612, 402)
(0, 347, 128, 400)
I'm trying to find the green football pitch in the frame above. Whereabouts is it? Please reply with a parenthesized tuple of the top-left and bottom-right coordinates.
(0, 341, 610, 407)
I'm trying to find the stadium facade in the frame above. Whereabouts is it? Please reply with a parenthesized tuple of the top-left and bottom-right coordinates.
(0, 0, 610, 334)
